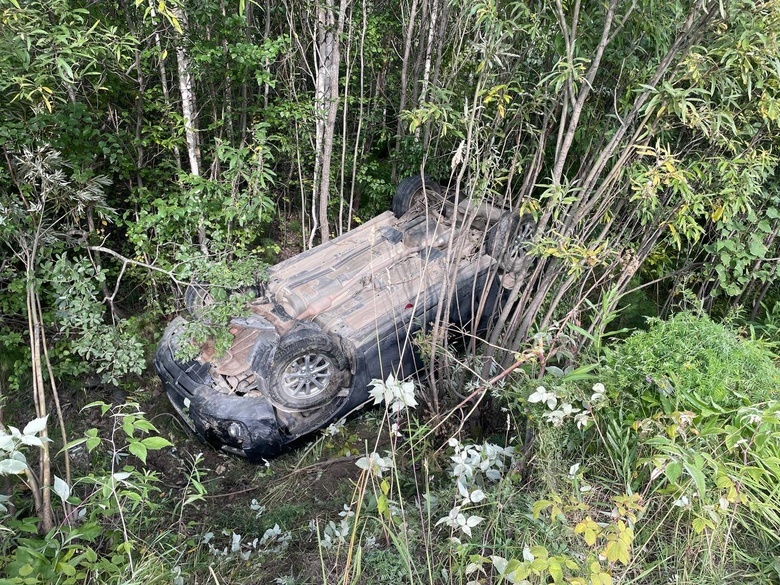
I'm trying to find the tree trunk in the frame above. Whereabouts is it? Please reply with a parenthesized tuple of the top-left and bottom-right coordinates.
(172, 7, 201, 176)
(393, 0, 420, 182)
(240, 0, 253, 142)
(171, 4, 207, 253)
(26, 272, 53, 533)
(311, 0, 350, 246)
(420, 0, 441, 150)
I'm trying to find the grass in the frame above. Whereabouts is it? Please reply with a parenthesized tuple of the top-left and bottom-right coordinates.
(3, 311, 780, 584)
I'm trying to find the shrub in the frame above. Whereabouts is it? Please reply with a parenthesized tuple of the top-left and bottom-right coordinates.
(604, 311, 779, 409)
(491, 312, 780, 583)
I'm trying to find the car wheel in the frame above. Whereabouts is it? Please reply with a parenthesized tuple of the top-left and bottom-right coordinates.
(184, 282, 215, 319)
(184, 282, 262, 320)
(487, 212, 535, 272)
(267, 333, 350, 411)
(393, 175, 443, 217)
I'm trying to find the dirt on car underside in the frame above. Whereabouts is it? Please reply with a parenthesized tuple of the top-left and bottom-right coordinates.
(200, 209, 495, 396)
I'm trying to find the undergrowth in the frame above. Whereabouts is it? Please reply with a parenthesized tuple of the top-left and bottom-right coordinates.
(3, 311, 780, 584)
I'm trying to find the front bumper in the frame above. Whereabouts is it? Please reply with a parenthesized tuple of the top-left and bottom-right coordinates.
(153, 317, 285, 461)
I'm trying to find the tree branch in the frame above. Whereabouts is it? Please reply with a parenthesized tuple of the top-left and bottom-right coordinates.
(86, 246, 186, 285)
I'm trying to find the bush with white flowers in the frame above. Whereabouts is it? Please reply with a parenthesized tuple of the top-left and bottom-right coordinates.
(368, 374, 418, 413)
(202, 501, 291, 560)
(311, 504, 355, 549)
(436, 438, 514, 538)
(526, 382, 608, 430)
(355, 451, 394, 477)
(355, 375, 414, 478)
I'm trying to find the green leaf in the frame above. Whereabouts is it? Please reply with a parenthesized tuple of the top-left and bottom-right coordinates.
(141, 436, 172, 450)
(749, 235, 767, 258)
(73, 523, 102, 542)
(742, 466, 767, 481)
(56, 57, 74, 82)
(377, 494, 388, 517)
(692, 516, 710, 534)
(561, 362, 599, 382)
(86, 436, 101, 452)
(546, 365, 565, 378)
(605, 539, 630, 564)
(548, 557, 563, 583)
(683, 461, 707, 497)
(22, 415, 48, 435)
(60, 436, 88, 454)
(81, 401, 111, 415)
(532, 499, 551, 518)
(530, 557, 549, 572)
(53, 475, 71, 502)
(57, 562, 77, 577)
(0, 459, 27, 474)
(128, 440, 147, 463)
(19, 434, 43, 447)
(665, 461, 682, 484)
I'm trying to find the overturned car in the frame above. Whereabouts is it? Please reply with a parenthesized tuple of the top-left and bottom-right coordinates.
(154, 176, 534, 460)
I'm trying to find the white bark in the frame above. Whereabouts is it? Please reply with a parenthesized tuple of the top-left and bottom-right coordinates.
(310, 0, 350, 246)
(171, 4, 207, 252)
(173, 6, 201, 177)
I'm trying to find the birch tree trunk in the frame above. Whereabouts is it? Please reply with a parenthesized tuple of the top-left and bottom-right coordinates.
(310, 0, 350, 246)
(172, 4, 207, 253)
(172, 6, 200, 176)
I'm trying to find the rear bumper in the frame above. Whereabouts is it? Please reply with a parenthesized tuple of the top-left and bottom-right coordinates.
(153, 317, 285, 461)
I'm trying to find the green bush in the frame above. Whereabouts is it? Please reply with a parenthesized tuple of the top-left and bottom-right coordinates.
(604, 311, 779, 409)
(492, 313, 780, 583)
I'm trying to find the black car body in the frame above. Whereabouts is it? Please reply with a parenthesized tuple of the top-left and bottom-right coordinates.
(154, 176, 533, 460)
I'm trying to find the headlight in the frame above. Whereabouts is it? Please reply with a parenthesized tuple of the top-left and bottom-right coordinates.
(227, 422, 244, 441)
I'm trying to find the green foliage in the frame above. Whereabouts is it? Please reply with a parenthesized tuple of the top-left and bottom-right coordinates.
(174, 252, 268, 358)
(0, 0, 134, 113)
(0, 404, 178, 585)
(186, 123, 278, 249)
(48, 255, 145, 385)
(0, 330, 29, 396)
(705, 189, 780, 299)
(481, 311, 780, 583)
(0, 145, 145, 390)
(604, 311, 779, 408)
(3, 0, 780, 581)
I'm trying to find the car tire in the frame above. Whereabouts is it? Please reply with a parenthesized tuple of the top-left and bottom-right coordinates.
(393, 175, 443, 217)
(184, 282, 215, 320)
(266, 330, 351, 411)
(487, 212, 535, 272)
(184, 282, 262, 320)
